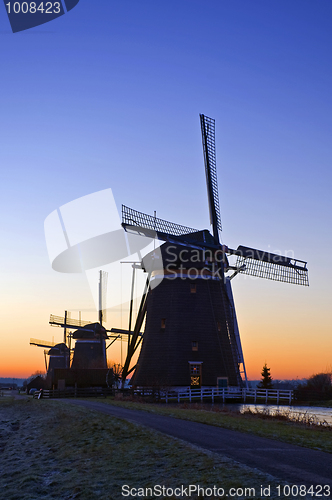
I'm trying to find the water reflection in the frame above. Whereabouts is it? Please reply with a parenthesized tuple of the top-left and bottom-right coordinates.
(225, 403, 332, 425)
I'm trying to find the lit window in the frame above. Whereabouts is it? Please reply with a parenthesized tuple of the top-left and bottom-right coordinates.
(189, 363, 202, 387)
(192, 341, 198, 351)
(190, 284, 196, 294)
(161, 318, 166, 330)
(190, 376, 200, 386)
(190, 364, 201, 375)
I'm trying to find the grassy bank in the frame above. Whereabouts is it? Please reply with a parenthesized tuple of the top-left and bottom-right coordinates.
(91, 398, 332, 454)
(298, 400, 332, 408)
(0, 397, 288, 500)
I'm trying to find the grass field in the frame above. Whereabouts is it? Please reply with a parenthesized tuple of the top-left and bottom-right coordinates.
(0, 397, 297, 500)
(92, 398, 332, 454)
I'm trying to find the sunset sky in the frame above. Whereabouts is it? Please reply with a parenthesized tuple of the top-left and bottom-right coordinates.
(1, 1, 331, 381)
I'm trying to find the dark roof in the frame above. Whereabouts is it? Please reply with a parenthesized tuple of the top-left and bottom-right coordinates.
(48, 343, 70, 355)
(72, 322, 107, 340)
(142, 237, 223, 273)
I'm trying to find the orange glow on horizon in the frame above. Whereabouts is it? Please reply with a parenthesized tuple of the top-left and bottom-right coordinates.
(1, 275, 331, 382)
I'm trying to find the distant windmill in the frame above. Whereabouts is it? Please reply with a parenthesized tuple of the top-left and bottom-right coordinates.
(120, 114, 308, 389)
(53, 271, 109, 370)
(30, 271, 118, 384)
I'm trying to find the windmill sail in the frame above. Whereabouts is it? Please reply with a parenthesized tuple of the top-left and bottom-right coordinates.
(49, 314, 92, 329)
(230, 245, 309, 286)
(122, 207, 309, 286)
(122, 205, 218, 250)
(122, 205, 198, 237)
(30, 339, 56, 348)
(99, 270, 108, 325)
(200, 114, 222, 242)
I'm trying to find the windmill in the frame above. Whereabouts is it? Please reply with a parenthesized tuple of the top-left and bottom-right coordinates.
(70, 271, 108, 370)
(120, 114, 308, 390)
(30, 271, 118, 387)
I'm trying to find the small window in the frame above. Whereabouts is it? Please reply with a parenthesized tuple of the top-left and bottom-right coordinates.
(190, 284, 196, 294)
(190, 364, 201, 375)
(192, 341, 198, 351)
(161, 318, 166, 330)
(217, 322, 221, 332)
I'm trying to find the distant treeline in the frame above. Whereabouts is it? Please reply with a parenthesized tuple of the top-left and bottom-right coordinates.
(0, 378, 26, 388)
(249, 379, 307, 390)
(251, 373, 332, 400)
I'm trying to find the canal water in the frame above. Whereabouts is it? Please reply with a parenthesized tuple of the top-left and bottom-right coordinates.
(226, 403, 332, 425)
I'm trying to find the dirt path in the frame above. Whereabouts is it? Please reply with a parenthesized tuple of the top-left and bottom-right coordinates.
(61, 399, 332, 490)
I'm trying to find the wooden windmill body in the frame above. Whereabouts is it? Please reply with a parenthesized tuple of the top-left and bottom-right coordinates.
(132, 240, 242, 388)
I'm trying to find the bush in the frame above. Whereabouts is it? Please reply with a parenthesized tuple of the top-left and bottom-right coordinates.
(295, 372, 332, 401)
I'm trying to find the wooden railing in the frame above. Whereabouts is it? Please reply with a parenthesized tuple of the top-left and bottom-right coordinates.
(157, 388, 293, 404)
(34, 386, 293, 404)
(40, 387, 113, 399)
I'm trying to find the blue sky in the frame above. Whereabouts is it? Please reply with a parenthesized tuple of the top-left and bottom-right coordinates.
(0, 0, 331, 378)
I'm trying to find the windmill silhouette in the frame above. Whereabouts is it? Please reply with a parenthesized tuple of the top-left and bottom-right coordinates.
(120, 114, 309, 389)
(30, 271, 113, 388)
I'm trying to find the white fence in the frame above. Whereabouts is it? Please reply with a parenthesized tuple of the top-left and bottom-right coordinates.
(159, 388, 293, 405)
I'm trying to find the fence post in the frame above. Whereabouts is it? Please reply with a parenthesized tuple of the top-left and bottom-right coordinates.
(165, 391, 168, 404)
(277, 390, 279, 405)
(212, 388, 214, 404)
(265, 389, 268, 404)
(254, 389, 257, 403)
(222, 388, 225, 403)
(178, 392, 180, 403)
(201, 388, 203, 402)
(243, 389, 246, 403)
(189, 388, 191, 403)
(289, 391, 292, 405)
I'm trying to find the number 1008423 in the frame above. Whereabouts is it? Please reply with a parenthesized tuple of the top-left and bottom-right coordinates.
(5, 2, 61, 14)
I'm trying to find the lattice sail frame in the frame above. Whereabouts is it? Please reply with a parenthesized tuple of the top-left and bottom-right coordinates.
(122, 205, 198, 237)
(49, 314, 92, 328)
(122, 207, 309, 286)
(200, 114, 222, 234)
(100, 270, 108, 323)
(234, 246, 309, 286)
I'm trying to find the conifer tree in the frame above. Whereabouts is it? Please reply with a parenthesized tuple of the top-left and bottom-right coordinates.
(258, 363, 273, 389)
